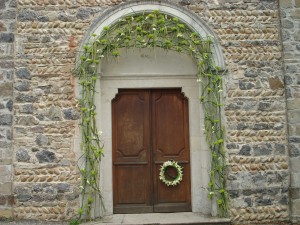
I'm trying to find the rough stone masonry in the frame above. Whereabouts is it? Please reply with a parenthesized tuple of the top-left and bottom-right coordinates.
(0, 0, 299, 224)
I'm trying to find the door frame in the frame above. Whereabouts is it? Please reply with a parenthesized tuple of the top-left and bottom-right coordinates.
(85, 48, 212, 217)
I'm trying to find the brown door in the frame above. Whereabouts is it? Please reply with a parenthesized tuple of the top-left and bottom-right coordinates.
(112, 89, 191, 214)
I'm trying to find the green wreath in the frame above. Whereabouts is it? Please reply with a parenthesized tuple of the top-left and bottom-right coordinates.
(159, 160, 183, 186)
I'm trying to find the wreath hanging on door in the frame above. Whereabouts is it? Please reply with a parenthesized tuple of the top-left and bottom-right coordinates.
(159, 160, 183, 186)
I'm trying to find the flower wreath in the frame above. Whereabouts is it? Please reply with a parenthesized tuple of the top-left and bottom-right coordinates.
(159, 160, 183, 186)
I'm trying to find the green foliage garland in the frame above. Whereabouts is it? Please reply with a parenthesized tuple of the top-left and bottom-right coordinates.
(73, 10, 228, 222)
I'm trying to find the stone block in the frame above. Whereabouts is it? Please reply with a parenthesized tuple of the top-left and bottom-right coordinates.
(16, 148, 30, 162)
(0, 0, 5, 9)
(0, 43, 13, 57)
(7, 195, 14, 206)
(35, 150, 56, 163)
(285, 64, 298, 73)
(288, 109, 300, 123)
(291, 215, 300, 224)
(0, 208, 13, 219)
(268, 77, 284, 90)
(280, 0, 293, 8)
(291, 9, 300, 19)
(291, 199, 300, 215)
(255, 198, 273, 206)
(289, 124, 300, 137)
(58, 11, 76, 22)
(0, 60, 13, 69)
(9, 0, 16, 8)
(0, 159, 12, 165)
(239, 80, 255, 90)
(281, 19, 294, 29)
(0, 195, 6, 205)
(291, 144, 300, 157)
(48, 106, 62, 121)
(0, 33, 14, 43)
(253, 143, 272, 156)
(6, 99, 13, 111)
(16, 68, 31, 80)
(296, 0, 300, 7)
(0, 82, 13, 97)
(291, 172, 300, 187)
(76, 8, 93, 20)
(0, 114, 12, 126)
(0, 10, 16, 20)
(63, 108, 80, 120)
(16, 116, 39, 126)
(239, 145, 251, 156)
(287, 99, 300, 110)
(17, 9, 37, 21)
(0, 141, 11, 149)
(230, 198, 249, 208)
(275, 143, 286, 155)
(227, 171, 289, 189)
(15, 93, 37, 103)
(291, 157, 300, 172)
(15, 80, 30, 92)
(290, 187, 300, 199)
(295, 31, 300, 42)
(258, 101, 272, 111)
(0, 183, 12, 195)
(20, 104, 33, 114)
(57, 183, 70, 193)
(35, 134, 49, 146)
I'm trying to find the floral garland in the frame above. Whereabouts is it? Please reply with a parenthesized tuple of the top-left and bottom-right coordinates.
(159, 160, 183, 186)
(73, 10, 228, 222)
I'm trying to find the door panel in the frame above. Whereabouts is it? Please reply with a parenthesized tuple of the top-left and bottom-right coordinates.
(152, 90, 191, 212)
(113, 90, 150, 162)
(112, 90, 152, 213)
(112, 89, 191, 213)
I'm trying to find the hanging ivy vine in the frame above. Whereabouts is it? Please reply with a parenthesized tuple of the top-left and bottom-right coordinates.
(73, 10, 228, 223)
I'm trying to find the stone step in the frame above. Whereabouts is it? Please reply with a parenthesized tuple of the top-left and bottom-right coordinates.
(84, 212, 231, 225)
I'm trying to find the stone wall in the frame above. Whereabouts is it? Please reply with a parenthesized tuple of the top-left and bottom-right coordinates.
(12, 0, 91, 220)
(0, 0, 296, 224)
(279, 0, 300, 223)
(0, 0, 16, 220)
(212, 0, 289, 223)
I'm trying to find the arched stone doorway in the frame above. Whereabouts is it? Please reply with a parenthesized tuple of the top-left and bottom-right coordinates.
(75, 1, 225, 218)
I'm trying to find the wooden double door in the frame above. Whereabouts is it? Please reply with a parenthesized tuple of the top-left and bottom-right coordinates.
(112, 89, 191, 213)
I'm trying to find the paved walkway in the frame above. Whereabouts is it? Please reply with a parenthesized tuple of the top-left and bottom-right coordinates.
(85, 212, 231, 225)
(0, 213, 231, 225)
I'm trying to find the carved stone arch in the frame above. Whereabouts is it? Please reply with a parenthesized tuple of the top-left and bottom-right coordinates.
(75, 1, 225, 218)
(78, 1, 225, 69)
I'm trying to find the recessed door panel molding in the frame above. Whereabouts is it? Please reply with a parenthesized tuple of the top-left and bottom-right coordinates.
(112, 89, 191, 213)
(113, 90, 150, 163)
(152, 91, 188, 160)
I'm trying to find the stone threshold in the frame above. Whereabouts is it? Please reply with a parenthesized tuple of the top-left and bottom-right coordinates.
(84, 212, 231, 225)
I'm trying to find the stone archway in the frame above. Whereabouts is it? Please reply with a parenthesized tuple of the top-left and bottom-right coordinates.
(75, 1, 225, 218)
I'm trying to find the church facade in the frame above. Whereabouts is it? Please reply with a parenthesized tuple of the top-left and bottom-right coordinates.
(0, 0, 299, 224)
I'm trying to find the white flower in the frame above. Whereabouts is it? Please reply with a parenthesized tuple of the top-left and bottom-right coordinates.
(159, 160, 183, 186)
